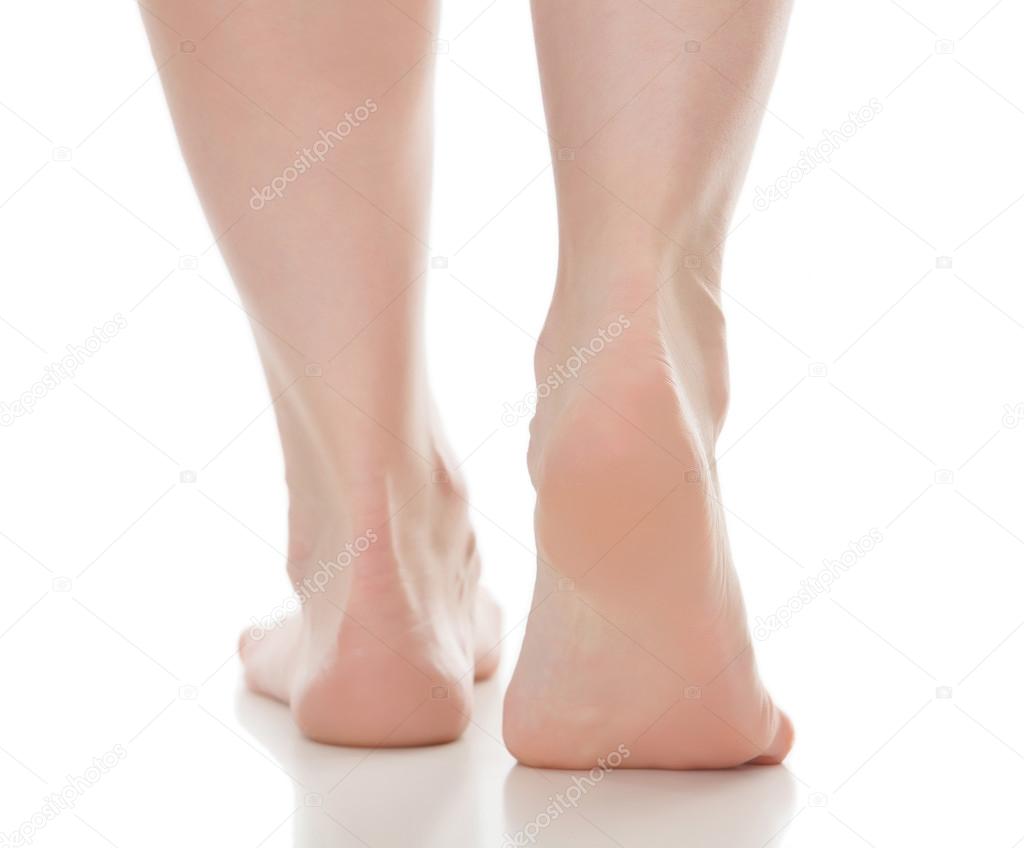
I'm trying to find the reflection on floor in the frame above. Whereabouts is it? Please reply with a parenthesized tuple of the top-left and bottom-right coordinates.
(236, 672, 799, 848)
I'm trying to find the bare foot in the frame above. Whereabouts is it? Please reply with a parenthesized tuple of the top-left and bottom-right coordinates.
(239, 443, 501, 748)
(139, 0, 501, 752)
(504, 273, 794, 769)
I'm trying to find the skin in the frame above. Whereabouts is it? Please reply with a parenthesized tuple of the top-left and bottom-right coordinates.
(140, 0, 794, 765)
(504, 0, 796, 769)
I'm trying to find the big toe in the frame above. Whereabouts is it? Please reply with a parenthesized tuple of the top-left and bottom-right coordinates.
(749, 707, 795, 765)
(473, 589, 502, 681)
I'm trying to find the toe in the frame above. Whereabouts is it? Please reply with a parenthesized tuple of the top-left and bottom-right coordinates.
(473, 589, 502, 681)
(748, 708, 794, 765)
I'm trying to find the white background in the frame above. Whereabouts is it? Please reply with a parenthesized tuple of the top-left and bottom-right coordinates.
(2, 0, 1023, 846)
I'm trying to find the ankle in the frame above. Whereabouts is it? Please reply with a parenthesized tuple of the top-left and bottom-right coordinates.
(542, 246, 724, 337)
(283, 442, 468, 572)
(532, 265, 731, 463)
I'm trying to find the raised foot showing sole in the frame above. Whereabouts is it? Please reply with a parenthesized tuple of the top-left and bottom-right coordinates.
(504, 313, 793, 769)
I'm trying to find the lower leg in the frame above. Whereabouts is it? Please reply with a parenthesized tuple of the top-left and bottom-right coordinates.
(505, 0, 795, 768)
(141, 0, 498, 746)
